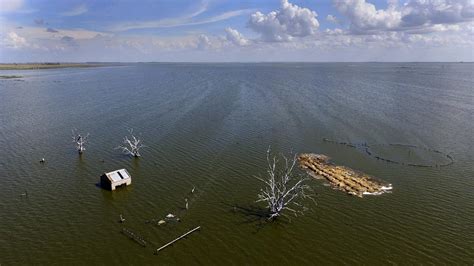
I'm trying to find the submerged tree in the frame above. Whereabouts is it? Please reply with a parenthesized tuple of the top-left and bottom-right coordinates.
(72, 130, 89, 154)
(116, 129, 145, 157)
(256, 148, 314, 220)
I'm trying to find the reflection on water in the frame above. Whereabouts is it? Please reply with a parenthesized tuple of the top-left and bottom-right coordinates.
(0, 63, 473, 264)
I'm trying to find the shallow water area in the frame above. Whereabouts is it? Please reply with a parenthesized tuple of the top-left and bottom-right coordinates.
(0, 63, 473, 264)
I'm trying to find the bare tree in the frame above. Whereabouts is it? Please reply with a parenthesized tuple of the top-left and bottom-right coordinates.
(116, 129, 144, 157)
(256, 148, 314, 220)
(72, 129, 89, 154)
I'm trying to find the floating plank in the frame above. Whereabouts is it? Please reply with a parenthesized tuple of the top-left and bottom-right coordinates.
(155, 226, 201, 253)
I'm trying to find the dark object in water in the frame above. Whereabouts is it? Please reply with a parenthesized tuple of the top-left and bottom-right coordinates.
(121, 228, 146, 247)
(323, 138, 454, 168)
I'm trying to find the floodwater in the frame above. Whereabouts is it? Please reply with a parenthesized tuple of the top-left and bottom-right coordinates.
(0, 63, 473, 264)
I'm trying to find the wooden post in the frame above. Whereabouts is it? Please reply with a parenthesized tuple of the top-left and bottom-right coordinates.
(155, 226, 201, 253)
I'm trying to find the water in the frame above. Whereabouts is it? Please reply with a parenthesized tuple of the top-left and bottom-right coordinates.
(0, 63, 473, 264)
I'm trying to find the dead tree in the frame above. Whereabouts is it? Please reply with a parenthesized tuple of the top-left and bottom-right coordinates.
(72, 130, 89, 154)
(256, 148, 314, 220)
(116, 129, 144, 157)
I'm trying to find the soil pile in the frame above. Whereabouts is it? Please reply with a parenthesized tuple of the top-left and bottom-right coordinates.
(298, 153, 392, 197)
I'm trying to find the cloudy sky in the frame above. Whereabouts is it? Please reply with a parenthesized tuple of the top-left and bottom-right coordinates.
(0, 0, 473, 62)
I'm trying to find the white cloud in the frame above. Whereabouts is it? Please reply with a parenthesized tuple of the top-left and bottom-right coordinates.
(4, 25, 110, 40)
(109, 1, 208, 31)
(61, 4, 87, 16)
(109, 1, 254, 32)
(401, 0, 474, 27)
(248, 0, 320, 42)
(2, 31, 28, 48)
(333, 0, 401, 33)
(187, 0, 209, 18)
(326, 14, 339, 24)
(1, 0, 473, 62)
(0, 0, 23, 13)
(2, 27, 472, 62)
(197, 34, 211, 49)
(325, 28, 345, 35)
(225, 27, 249, 46)
(334, 0, 474, 34)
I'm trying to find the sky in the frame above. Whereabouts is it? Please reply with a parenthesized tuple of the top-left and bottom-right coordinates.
(0, 0, 473, 62)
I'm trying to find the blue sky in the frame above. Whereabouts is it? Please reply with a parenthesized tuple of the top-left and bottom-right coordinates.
(0, 0, 473, 62)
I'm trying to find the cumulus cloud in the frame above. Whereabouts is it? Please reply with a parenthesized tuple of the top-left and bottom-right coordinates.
(325, 28, 345, 35)
(326, 14, 339, 24)
(225, 27, 249, 46)
(61, 4, 87, 16)
(248, 0, 320, 42)
(334, 0, 474, 34)
(2, 31, 28, 48)
(401, 0, 474, 27)
(333, 0, 401, 33)
(197, 34, 211, 49)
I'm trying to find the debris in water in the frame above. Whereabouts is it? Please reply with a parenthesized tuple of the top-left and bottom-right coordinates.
(121, 228, 147, 247)
(39, 158, 45, 163)
(158, 220, 166, 225)
(119, 214, 125, 223)
(166, 213, 175, 218)
(155, 226, 201, 254)
(323, 138, 454, 168)
(298, 153, 392, 197)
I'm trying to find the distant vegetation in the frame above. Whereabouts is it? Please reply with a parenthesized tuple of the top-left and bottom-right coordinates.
(0, 75, 23, 79)
(0, 63, 105, 70)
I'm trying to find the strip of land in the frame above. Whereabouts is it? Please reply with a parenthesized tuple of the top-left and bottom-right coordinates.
(0, 75, 23, 79)
(0, 63, 107, 70)
(298, 153, 392, 197)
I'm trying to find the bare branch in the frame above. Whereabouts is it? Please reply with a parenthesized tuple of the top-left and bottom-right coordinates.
(116, 129, 145, 157)
(256, 148, 315, 220)
(72, 129, 89, 154)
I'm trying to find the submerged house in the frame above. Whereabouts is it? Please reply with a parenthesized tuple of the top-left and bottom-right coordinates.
(100, 169, 132, 191)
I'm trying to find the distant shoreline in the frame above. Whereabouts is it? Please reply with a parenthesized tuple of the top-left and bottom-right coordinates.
(0, 63, 108, 70)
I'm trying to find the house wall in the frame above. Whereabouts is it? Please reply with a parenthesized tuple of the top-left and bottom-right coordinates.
(100, 174, 112, 190)
(111, 179, 131, 190)
(100, 172, 132, 191)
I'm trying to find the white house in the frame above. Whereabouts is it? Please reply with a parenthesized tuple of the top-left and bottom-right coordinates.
(100, 169, 132, 191)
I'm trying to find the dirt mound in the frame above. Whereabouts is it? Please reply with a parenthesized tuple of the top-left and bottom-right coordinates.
(298, 153, 392, 197)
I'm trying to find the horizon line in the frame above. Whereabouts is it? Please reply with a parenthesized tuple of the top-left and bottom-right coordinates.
(1, 61, 472, 64)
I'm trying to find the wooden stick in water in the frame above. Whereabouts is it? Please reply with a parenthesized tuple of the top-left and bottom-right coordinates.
(156, 226, 201, 253)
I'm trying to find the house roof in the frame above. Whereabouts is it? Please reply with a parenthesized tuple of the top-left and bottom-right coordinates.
(104, 169, 131, 183)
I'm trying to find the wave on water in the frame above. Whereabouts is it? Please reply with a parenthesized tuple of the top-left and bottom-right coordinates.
(362, 184, 393, 196)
